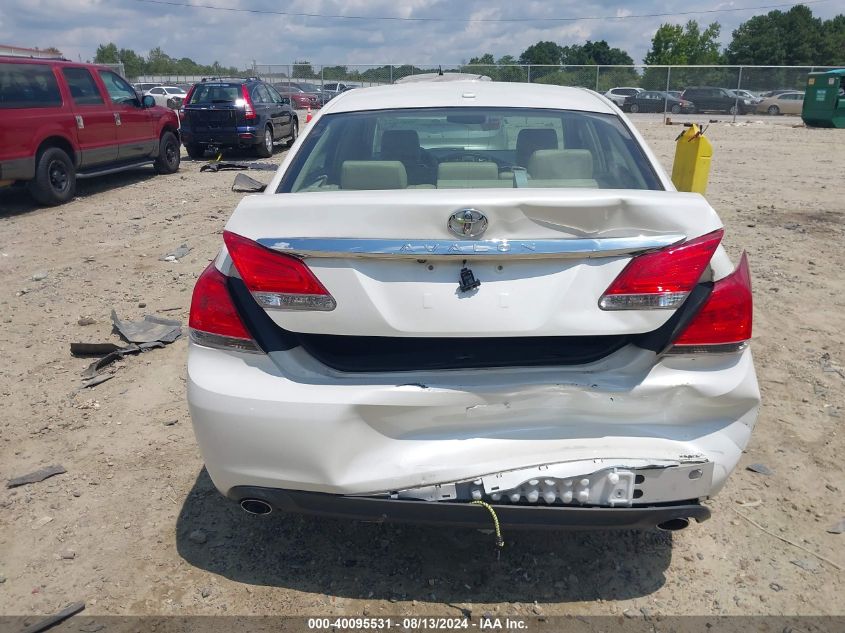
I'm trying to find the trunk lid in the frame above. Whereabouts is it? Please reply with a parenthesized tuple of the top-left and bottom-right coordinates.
(224, 188, 722, 338)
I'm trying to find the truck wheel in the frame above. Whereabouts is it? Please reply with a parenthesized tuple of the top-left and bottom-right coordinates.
(285, 118, 299, 147)
(185, 144, 207, 160)
(629, 103, 639, 113)
(27, 147, 76, 206)
(256, 125, 273, 158)
(767, 105, 780, 115)
(154, 131, 181, 174)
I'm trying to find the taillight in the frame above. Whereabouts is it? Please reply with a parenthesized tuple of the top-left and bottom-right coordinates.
(669, 252, 752, 353)
(181, 85, 195, 116)
(599, 229, 723, 310)
(189, 263, 260, 353)
(241, 85, 256, 120)
(223, 231, 336, 311)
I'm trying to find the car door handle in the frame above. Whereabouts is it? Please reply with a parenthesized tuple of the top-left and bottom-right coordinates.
(114, 113, 122, 126)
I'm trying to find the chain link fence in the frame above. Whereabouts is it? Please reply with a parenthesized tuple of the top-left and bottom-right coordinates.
(251, 63, 840, 93)
(131, 63, 842, 118)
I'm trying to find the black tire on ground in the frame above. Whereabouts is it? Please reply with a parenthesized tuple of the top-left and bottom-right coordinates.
(671, 104, 681, 114)
(286, 118, 299, 148)
(768, 105, 780, 115)
(154, 131, 181, 174)
(185, 144, 207, 160)
(256, 125, 273, 158)
(629, 103, 639, 113)
(27, 146, 76, 206)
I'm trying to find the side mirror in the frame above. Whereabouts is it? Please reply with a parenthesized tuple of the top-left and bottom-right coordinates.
(142, 95, 156, 108)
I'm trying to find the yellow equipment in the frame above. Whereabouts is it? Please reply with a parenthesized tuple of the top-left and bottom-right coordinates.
(671, 123, 712, 194)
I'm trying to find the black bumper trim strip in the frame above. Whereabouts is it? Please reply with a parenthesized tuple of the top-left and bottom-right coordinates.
(228, 486, 711, 531)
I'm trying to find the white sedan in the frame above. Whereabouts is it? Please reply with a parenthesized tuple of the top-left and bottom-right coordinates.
(187, 79, 759, 531)
(145, 85, 187, 108)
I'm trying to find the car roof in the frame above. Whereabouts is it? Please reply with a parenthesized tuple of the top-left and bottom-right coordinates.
(326, 81, 615, 114)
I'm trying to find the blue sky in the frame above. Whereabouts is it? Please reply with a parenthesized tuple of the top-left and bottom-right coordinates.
(0, 0, 840, 68)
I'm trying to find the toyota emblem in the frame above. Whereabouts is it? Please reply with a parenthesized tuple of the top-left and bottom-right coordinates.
(447, 208, 488, 238)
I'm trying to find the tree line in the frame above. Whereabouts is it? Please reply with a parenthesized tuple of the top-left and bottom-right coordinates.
(87, 3, 842, 83)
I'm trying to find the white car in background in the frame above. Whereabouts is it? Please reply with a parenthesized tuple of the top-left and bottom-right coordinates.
(145, 85, 187, 108)
(187, 80, 759, 532)
(604, 86, 643, 107)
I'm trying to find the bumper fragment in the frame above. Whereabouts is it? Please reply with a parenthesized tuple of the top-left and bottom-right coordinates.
(229, 486, 710, 530)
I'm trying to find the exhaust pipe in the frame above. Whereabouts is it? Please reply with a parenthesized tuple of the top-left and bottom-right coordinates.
(656, 517, 690, 532)
(240, 499, 272, 515)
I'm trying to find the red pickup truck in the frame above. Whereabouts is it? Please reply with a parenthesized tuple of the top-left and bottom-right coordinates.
(0, 56, 181, 205)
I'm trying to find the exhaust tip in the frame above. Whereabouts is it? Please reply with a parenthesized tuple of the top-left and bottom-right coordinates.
(240, 498, 272, 515)
(657, 517, 690, 532)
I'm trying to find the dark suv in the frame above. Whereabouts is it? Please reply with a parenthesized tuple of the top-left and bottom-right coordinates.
(180, 77, 298, 159)
(681, 87, 753, 114)
(0, 56, 180, 205)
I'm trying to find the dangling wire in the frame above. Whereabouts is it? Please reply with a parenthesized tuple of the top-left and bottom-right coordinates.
(471, 500, 504, 558)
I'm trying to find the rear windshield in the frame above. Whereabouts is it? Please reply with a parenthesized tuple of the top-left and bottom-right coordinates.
(279, 107, 662, 193)
(188, 83, 241, 104)
(0, 63, 62, 109)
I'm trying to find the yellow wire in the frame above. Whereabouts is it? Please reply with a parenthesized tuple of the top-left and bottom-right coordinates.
(471, 500, 504, 550)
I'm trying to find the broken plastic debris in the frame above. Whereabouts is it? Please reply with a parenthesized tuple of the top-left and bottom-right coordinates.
(159, 244, 192, 261)
(71, 341, 165, 379)
(7, 465, 67, 488)
(746, 463, 773, 476)
(111, 310, 182, 344)
(200, 161, 277, 173)
(231, 173, 268, 192)
(828, 518, 845, 534)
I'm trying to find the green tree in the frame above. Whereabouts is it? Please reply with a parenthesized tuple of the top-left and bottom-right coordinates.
(94, 42, 120, 64)
(467, 53, 495, 65)
(726, 5, 829, 65)
(563, 40, 634, 65)
(293, 60, 316, 78)
(118, 48, 145, 79)
(644, 20, 721, 65)
(822, 14, 845, 65)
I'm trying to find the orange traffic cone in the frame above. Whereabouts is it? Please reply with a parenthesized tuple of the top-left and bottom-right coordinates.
(306, 106, 313, 123)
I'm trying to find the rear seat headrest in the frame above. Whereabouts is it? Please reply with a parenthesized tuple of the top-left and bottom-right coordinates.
(381, 130, 421, 161)
(527, 149, 594, 180)
(437, 162, 499, 181)
(516, 128, 559, 167)
(340, 161, 408, 190)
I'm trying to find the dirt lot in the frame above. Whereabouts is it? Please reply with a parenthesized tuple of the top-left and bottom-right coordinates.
(1, 117, 843, 620)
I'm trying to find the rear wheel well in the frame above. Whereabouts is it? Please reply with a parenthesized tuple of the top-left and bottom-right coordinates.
(36, 136, 77, 168)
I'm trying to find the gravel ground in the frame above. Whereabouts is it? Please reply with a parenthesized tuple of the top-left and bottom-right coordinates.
(0, 116, 843, 619)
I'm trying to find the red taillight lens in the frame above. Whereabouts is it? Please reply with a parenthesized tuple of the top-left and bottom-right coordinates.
(223, 231, 336, 311)
(189, 263, 259, 352)
(670, 251, 752, 352)
(241, 84, 257, 120)
(599, 229, 723, 310)
(181, 85, 195, 116)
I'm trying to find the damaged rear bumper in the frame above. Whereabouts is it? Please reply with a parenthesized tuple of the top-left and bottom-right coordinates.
(229, 486, 711, 530)
(188, 343, 760, 507)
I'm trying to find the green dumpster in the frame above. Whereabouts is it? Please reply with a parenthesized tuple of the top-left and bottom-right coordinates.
(802, 69, 845, 128)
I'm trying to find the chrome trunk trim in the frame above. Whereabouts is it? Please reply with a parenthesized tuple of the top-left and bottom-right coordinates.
(257, 234, 686, 260)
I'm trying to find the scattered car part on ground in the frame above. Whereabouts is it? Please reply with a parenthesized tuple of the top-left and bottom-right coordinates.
(7, 465, 67, 489)
(187, 79, 760, 531)
(0, 56, 181, 206)
(111, 309, 182, 344)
